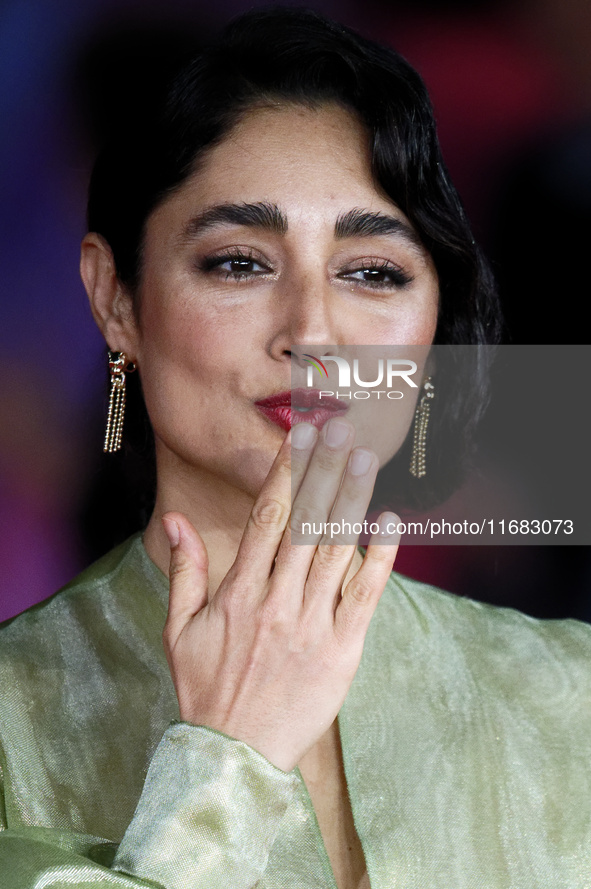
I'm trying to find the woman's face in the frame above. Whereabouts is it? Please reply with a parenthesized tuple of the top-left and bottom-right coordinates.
(129, 103, 439, 498)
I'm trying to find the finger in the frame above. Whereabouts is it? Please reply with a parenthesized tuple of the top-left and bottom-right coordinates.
(319, 447, 379, 545)
(335, 513, 401, 640)
(301, 446, 379, 609)
(290, 421, 319, 502)
(288, 416, 355, 546)
(231, 427, 314, 581)
(271, 416, 356, 589)
(162, 512, 210, 646)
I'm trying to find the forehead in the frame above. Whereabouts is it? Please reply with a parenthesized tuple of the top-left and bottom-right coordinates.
(204, 102, 372, 176)
(153, 102, 398, 224)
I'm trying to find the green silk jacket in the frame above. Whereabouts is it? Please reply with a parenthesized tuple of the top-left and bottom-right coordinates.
(1, 534, 591, 888)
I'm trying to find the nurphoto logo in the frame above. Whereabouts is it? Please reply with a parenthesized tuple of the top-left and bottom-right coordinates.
(303, 354, 419, 400)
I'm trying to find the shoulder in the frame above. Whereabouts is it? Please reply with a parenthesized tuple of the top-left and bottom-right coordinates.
(372, 570, 591, 696)
(0, 534, 166, 670)
(382, 569, 591, 653)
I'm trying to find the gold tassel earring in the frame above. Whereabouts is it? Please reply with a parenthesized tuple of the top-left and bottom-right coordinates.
(410, 376, 435, 478)
(104, 351, 136, 453)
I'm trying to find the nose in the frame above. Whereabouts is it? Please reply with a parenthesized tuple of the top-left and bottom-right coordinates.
(267, 267, 339, 365)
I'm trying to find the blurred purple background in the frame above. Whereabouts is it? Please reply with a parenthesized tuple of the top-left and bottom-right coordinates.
(1, 0, 590, 622)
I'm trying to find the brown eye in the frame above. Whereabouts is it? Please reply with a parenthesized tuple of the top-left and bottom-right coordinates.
(225, 258, 261, 273)
(359, 268, 389, 283)
(200, 251, 271, 279)
(341, 263, 413, 289)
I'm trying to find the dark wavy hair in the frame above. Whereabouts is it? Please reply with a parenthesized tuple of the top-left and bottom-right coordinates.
(86, 7, 502, 528)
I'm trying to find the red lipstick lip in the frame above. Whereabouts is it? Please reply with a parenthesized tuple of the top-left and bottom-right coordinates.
(254, 388, 349, 432)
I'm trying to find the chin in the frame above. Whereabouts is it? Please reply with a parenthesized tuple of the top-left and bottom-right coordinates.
(227, 439, 283, 499)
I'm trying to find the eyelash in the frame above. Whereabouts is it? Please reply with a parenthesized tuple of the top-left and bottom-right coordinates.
(199, 248, 270, 281)
(338, 259, 414, 290)
(198, 249, 414, 289)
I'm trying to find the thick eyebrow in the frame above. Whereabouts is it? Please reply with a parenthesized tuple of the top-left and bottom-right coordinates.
(179, 202, 423, 252)
(180, 201, 288, 241)
(334, 208, 423, 251)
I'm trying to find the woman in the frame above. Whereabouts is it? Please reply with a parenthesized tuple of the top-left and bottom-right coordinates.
(2, 9, 590, 889)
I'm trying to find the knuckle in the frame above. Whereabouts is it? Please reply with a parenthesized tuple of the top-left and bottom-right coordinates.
(347, 577, 375, 605)
(216, 591, 237, 620)
(314, 446, 344, 473)
(168, 557, 190, 582)
(249, 497, 287, 531)
(217, 585, 249, 621)
(258, 598, 290, 634)
(290, 504, 324, 535)
(324, 533, 357, 546)
(315, 541, 353, 565)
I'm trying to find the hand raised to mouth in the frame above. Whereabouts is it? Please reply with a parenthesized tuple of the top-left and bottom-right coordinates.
(162, 417, 400, 773)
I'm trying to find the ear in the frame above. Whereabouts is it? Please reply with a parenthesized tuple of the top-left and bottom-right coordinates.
(80, 233, 139, 358)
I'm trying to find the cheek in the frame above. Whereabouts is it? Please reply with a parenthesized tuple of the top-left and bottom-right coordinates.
(137, 289, 241, 386)
(361, 274, 439, 347)
(134, 292, 279, 495)
(371, 305, 438, 349)
(133, 297, 230, 448)
(400, 284, 439, 344)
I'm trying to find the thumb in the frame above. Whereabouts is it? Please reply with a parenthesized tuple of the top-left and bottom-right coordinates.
(162, 512, 209, 642)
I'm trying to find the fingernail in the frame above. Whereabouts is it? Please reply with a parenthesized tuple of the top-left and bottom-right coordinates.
(349, 448, 374, 476)
(324, 418, 351, 448)
(377, 512, 401, 542)
(291, 422, 317, 449)
(162, 517, 180, 548)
